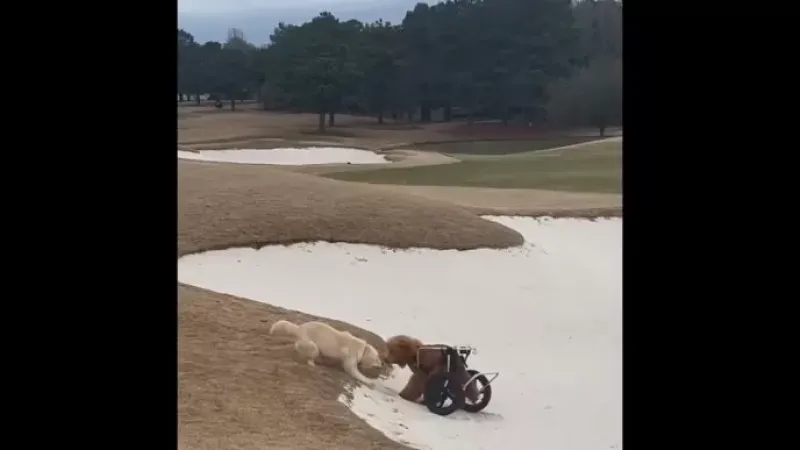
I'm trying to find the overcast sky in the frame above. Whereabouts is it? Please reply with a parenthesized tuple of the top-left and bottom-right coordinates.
(178, 0, 431, 45)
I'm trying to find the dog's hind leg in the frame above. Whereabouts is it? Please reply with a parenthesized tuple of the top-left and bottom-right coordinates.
(295, 339, 319, 366)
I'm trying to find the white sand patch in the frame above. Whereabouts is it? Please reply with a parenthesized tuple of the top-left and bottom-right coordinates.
(177, 147, 388, 165)
(177, 216, 622, 450)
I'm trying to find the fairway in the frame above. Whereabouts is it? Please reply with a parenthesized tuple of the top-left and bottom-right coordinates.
(414, 136, 601, 155)
(325, 140, 622, 193)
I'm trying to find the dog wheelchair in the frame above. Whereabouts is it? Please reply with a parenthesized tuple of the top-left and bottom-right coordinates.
(419, 345, 499, 416)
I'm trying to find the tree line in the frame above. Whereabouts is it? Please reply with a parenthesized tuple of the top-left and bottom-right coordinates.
(177, 0, 622, 135)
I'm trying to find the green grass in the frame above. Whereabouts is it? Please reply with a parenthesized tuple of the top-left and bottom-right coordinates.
(326, 140, 622, 193)
(414, 136, 601, 155)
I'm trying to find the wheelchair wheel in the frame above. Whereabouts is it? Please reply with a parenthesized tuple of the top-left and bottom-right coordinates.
(462, 369, 492, 413)
(424, 372, 465, 416)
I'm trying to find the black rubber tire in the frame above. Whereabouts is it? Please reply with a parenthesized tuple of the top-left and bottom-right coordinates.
(462, 369, 492, 413)
(424, 372, 466, 416)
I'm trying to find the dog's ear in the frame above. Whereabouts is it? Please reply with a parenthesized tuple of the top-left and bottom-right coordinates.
(394, 335, 422, 366)
(402, 338, 420, 364)
(384, 336, 398, 364)
(386, 335, 409, 366)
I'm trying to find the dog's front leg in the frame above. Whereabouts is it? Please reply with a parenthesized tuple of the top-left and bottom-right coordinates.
(398, 372, 425, 403)
(342, 356, 375, 388)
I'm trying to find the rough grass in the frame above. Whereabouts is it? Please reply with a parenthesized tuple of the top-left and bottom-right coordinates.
(178, 108, 453, 148)
(324, 140, 622, 193)
(178, 107, 612, 150)
(413, 136, 600, 155)
(179, 162, 523, 255)
(180, 284, 403, 450)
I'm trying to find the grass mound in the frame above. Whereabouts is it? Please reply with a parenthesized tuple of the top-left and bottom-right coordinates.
(179, 161, 524, 256)
(179, 284, 406, 450)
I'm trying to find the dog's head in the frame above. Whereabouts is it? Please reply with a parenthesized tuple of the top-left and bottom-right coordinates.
(384, 335, 423, 368)
(359, 344, 384, 370)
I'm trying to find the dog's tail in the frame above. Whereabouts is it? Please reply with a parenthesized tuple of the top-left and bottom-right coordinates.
(269, 320, 301, 338)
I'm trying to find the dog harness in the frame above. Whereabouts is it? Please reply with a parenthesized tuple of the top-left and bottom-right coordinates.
(411, 347, 449, 374)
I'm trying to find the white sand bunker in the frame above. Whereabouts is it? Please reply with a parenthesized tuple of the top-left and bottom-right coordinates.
(177, 147, 388, 165)
(178, 217, 622, 450)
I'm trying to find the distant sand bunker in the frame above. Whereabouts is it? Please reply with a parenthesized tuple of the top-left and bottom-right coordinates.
(177, 147, 389, 165)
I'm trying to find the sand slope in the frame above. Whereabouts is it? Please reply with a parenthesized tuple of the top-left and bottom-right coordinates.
(178, 216, 622, 450)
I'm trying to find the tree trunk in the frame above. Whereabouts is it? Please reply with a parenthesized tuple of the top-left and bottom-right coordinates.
(419, 83, 432, 123)
(230, 98, 236, 111)
(377, 110, 384, 124)
(178, 93, 184, 102)
(443, 104, 452, 122)
(420, 104, 432, 123)
(502, 104, 513, 125)
(599, 124, 606, 137)
(328, 111, 335, 127)
(194, 94, 201, 105)
(318, 111, 326, 132)
(525, 107, 535, 127)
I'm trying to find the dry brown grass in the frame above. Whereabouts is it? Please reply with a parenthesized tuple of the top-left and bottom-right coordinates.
(178, 107, 604, 151)
(179, 284, 406, 450)
(178, 108, 453, 149)
(178, 108, 622, 450)
(179, 162, 523, 255)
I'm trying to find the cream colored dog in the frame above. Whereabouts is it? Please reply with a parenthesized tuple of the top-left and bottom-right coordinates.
(269, 319, 383, 386)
